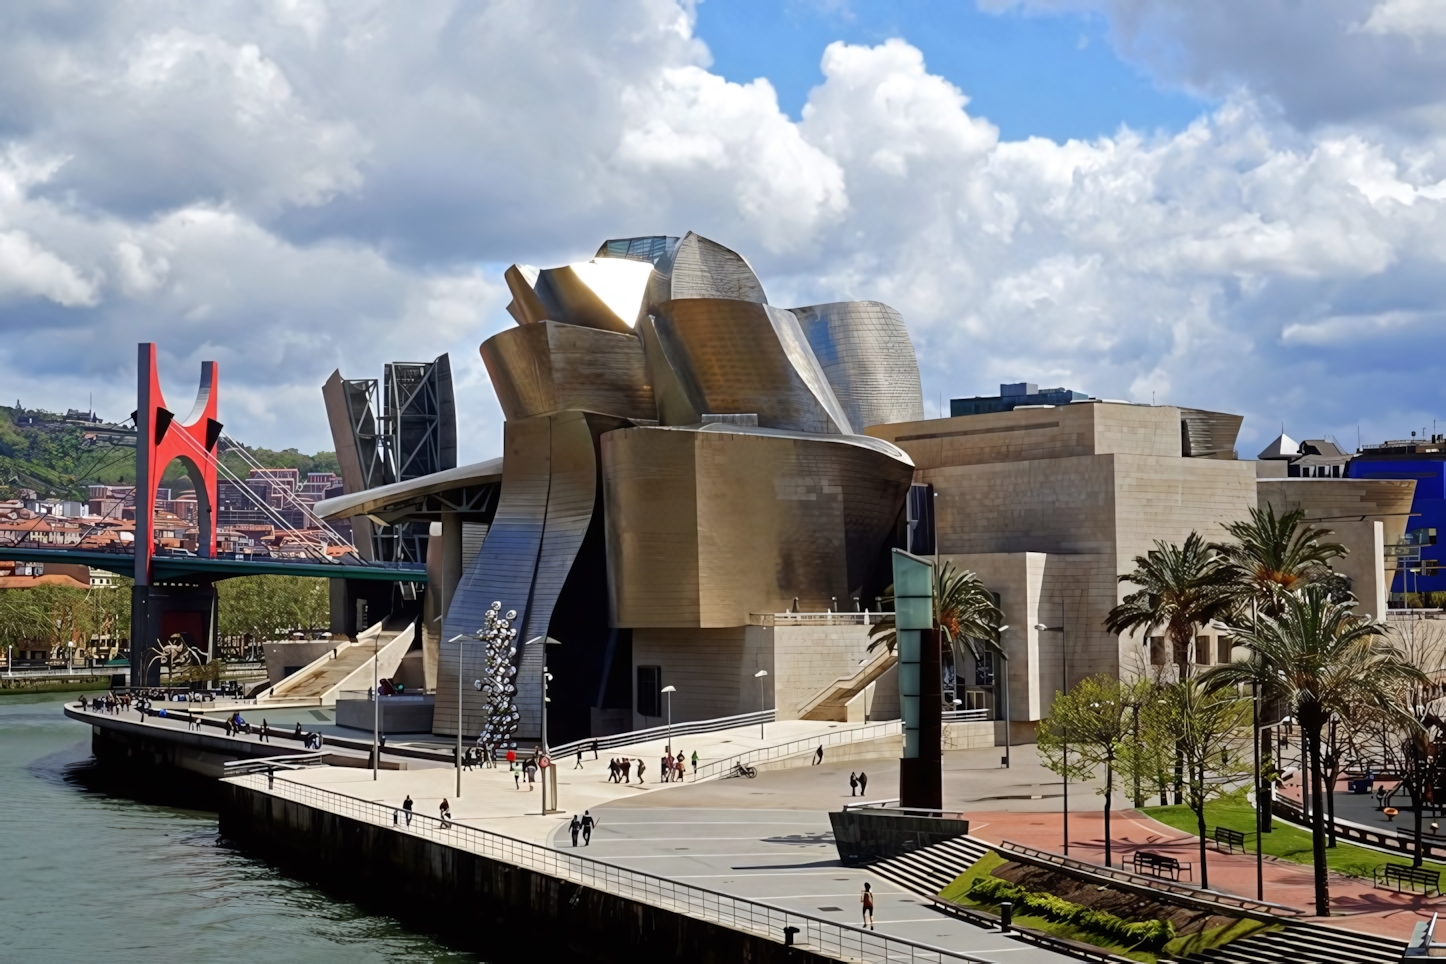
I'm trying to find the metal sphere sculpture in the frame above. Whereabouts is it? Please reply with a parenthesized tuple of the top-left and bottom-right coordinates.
(474, 601, 520, 748)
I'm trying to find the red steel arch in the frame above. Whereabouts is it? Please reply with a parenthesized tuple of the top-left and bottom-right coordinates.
(134, 343, 222, 585)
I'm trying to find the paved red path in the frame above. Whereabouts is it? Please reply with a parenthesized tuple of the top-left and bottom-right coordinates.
(966, 809, 1441, 940)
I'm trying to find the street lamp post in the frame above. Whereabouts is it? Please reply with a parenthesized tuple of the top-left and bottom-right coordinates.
(997, 624, 1011, 769)
(372, 627, 380, 781)
(449, 632, 467, 796)
(1036, 622, 1067, 854)
(661, 685, 676, 754)
(754, 669, 769, 739)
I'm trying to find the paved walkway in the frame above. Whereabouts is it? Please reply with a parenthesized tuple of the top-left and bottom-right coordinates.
(967, 808, 1439, 940)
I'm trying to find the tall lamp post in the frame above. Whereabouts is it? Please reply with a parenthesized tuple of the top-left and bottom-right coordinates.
(996, 625, 1011, 768)
(661, 685, 676, 754)
(449, 632, 467, 797)
(754, 669, 769, 739)
(1036, 622, 1067, 854)
(372, 626, 380, 781)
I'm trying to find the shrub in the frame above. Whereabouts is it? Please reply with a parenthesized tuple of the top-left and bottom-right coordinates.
(966, 877, 1176, 952)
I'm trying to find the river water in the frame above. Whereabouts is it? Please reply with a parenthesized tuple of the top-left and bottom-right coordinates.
(0, 690, 479, 964)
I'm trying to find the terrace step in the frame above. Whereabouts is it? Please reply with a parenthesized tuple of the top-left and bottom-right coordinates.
(867, 834, 992, 897)
(1179, 920, 1406, 964)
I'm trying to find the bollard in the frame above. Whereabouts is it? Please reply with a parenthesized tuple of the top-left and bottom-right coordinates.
(999, 900, 1013, 934)
(783, 925, 799, 946)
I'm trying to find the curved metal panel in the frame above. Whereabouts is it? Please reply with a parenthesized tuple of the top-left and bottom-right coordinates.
(603, 425, 914, 629)
(666, 232, 767, 304)
(651, 299, 850, 435)
(437, 416, 550, 738)
(481, 321, 655, 422)
(792, 301, 925, 430)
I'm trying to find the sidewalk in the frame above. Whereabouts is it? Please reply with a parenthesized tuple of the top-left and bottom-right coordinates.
(966, 808, 1439, 940)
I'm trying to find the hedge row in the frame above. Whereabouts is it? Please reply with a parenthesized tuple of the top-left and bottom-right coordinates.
(966, 877, 1177, 952)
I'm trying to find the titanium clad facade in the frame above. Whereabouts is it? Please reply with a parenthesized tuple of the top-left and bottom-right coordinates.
(650, 299, 852, 435)
(481, 321, 655, 422)
(603, 425, 914, 629)
(792, 301, 925, 430)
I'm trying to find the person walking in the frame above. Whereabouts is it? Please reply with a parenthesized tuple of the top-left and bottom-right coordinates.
(676, 755, 686, 782)
(813, 746, 824, 765)
(849, 771, 858, 796)
(636, 759, 646, 784)
(439, 798, 451, 828)
(661, 753, 671, 783)
(511, 759, 521, 790)
(623, 758, 632, 784)
(591, 739, 599, 760)
(575, 749, 584, 769)
(581, 810, 596, 845)
(858, 771, 868, 796)
(260, 720, 269, 743)
(569, 813, 582, 846)
(525, 757, 537, 790)
(402, 795, 413, 826)
(861, 882, 875, 930)
(294, 722, 302, 740)
(690, 749, 699, 771)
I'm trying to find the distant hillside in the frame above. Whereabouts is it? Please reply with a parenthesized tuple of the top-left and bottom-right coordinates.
(0, 406, 339, 500)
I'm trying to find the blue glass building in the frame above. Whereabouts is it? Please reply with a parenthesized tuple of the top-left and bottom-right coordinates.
(1349, 437, 1445, 595)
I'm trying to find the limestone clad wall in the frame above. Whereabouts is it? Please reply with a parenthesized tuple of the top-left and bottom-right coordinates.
(771, 622, 877, 720)
(630, 626, 773, 729)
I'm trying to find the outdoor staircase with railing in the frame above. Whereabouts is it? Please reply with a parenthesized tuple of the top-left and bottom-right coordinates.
(865, 834, 993, 897)
(261, 620, 412, 705)
(798, 647, 896, 722)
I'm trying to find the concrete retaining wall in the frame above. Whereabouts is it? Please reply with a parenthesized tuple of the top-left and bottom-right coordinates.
(220, 782, 836, 964)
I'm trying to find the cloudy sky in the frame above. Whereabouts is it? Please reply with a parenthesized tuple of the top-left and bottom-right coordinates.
(2, 0, 1444, 460)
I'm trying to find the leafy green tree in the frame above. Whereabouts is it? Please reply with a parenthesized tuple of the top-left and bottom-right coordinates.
(1144, 678, 1252, 889)
(1212, 505, 1347, 618)
(1038, 674, 1152, 868)
(1203, 585, 1425, 915)
(1106, 532, 1235, 675)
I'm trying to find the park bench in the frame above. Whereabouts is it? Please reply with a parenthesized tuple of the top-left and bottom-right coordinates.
(1212, 826, 1246, 855)
(1132, 850, 1193, 881)
(1374, 863, 1441, 896)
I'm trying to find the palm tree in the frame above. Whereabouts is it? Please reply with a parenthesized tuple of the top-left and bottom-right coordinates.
(1106, 532, 1235, 676)
(870, 562, 1005, 722)
(1203, 584, 1426, 916)
(869, 561, 1003, 656)
(1212, 505, 1347, 618)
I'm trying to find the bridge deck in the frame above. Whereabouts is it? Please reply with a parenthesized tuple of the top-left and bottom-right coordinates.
(0, 546, 425, 582)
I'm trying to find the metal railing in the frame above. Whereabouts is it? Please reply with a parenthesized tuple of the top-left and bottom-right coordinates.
(692, 720, 901, 782)
(749, 612, 885, 627)
(999, 840, 1300, 919)
(1273, 796, 1446, 863)
(942, 709, 992, 723)
(229, 771, 993, 964)
(549, 710, 775, 760)
(223, 752, 329, 776)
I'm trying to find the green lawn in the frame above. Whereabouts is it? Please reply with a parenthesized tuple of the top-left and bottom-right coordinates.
(1143, 792, 1446, 880)
(939, 851, 1276, 964)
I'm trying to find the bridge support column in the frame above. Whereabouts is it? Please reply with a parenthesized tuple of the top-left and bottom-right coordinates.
(129, 583, 219, 687)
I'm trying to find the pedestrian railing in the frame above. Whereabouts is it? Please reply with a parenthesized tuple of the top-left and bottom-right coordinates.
(999, 841, 1301, 918)
(749, 612, 886, 627)
(692, 720, 901, 782)
(228, 771, 993, 964)
(549, 710, 775, 760)
(223, 752, 329, 776)
(941, 709, 992, 723)
(1273, 796, 1446, 862)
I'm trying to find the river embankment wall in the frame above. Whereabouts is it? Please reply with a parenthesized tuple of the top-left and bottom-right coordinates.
(219, 780, 835, 964)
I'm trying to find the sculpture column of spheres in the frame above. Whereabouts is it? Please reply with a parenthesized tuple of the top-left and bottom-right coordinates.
(473, 601, 521, 748)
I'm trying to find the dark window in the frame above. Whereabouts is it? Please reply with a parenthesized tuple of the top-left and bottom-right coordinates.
(973, 651, 995, 687)
(637, 665, 662, 717)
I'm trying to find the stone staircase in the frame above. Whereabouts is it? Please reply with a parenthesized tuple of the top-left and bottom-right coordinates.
(799, 647, 896, 722)
(263, 623, 411, 704)
(866, 834, 992, 896)
(1178, 921, 1405, 964)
